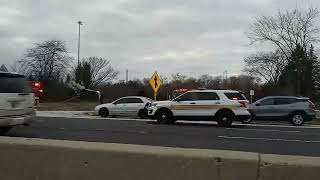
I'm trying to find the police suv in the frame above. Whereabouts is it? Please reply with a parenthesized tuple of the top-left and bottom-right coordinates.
(148, 90, 251, 127)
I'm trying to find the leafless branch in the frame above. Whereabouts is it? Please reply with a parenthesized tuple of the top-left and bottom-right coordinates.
(247, 7, 320, 61)
(243, 50, 286, 84)
(81, 56, 119, 88)
(19, 39, 72, 81)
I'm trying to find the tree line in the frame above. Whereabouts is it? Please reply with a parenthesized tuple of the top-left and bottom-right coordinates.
(97, 73, 262, 103)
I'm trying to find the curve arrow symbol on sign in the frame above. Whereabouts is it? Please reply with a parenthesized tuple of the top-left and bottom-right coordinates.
(154, 76, 158, 88)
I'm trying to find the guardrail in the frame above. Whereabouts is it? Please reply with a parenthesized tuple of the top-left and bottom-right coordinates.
(0, 137, 319, 180)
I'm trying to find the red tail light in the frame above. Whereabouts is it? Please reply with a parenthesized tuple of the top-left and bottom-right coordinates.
(239, 101, 248, 108)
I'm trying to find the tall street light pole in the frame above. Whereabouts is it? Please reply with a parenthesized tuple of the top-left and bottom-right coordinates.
(77, 21, 83, 67)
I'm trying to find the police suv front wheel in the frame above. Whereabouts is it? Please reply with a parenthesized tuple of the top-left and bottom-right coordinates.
(156, 110, 174, 124)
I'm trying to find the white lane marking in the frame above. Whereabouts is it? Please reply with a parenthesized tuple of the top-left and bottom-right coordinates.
(243, 123, 320, 129)
(218, 135, 320, 143)
(225, 128, 301, 133)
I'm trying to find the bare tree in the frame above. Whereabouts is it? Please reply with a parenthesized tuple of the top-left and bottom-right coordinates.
(160, 75, 168, 85)
(171, 73, 187, 82)
(198, 74, 222, 89)
(198, 74, 213, 86)
(9, 61, 27, 74)
(19, 39, 72, 81)
(170, 73, 188, 89)
(81, 57, 119, 88)
(0, 64, 8, 72)
(244, 50, 286, 84)
(247, 7, 320, 61)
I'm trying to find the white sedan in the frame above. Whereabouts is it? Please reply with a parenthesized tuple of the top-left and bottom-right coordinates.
(94, 96, 152, 119)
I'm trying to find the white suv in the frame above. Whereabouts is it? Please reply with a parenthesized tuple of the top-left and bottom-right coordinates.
(148, 90, 251, 127)
(0, 72, 36, 134)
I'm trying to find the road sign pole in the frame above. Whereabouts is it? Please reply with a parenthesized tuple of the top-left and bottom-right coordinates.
(154, 92, 157, 101)
(249, 90, 254, 104)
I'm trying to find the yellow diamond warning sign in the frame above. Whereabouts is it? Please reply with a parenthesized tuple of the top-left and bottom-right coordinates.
(149, 71, 161, 93)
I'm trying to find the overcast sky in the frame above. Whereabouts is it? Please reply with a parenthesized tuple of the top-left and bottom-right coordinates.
(0, 0, 319, 80)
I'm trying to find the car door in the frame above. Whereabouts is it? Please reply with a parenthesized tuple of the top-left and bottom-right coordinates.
(251, 98, 276, 119)
(110, 98, 127, 116)
(124, 98, 145, 116)
(193, 92, 221, 116)
(274, 98, 297, 117)
(172, 92, 198, 116)
(172, 92, 221, 117)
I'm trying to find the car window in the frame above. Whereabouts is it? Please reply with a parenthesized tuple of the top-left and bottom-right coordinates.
(224, 92, 247, 100)
(195, 92, 220, 100)
(113, 98, 126, 104)
(126, 98, 144, 103)
(0, 74, 33, 93)
(175, 92, 196, 101)
(259, 98, 275, 106)
(296, 98, 308, 102)
(275, 98, 296, 105)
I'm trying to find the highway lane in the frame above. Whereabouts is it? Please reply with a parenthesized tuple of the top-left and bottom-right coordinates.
(4, 117, 320, 156)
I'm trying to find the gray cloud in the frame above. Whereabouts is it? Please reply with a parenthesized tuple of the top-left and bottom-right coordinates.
(0, 0, 319, 80)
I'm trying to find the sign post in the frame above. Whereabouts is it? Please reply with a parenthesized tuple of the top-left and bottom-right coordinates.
(149, 71, 162, 101)
(249, 90, 254, 104)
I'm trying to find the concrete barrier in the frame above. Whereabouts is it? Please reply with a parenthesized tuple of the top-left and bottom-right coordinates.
(0, 137, 319, 180)
(260, 154, 320, 180)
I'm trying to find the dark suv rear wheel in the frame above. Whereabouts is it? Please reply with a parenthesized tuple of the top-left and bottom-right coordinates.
(290, 112, 305, 126)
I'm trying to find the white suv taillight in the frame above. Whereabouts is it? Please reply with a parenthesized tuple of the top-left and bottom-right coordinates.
(239, 101, 249, 108)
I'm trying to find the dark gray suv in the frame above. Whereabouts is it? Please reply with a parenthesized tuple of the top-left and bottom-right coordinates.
(249, 96, 316, 126)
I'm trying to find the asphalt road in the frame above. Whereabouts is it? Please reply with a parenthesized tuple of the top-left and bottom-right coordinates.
(5, 117, 320, 156)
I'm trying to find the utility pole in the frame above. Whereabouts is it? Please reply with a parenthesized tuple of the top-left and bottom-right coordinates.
(226, 70, 228, 79)
(126, 69, 129, 83)
(222, 70, 227, 89)
(77, 21, 83, 67)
